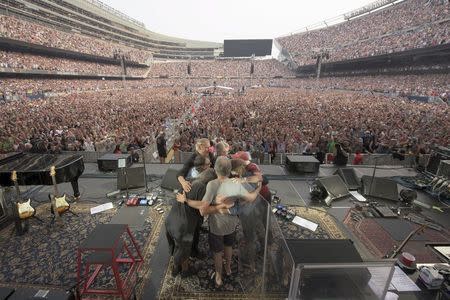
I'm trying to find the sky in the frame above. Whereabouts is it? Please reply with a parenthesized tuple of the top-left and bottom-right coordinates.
(102, 0, 375, 43)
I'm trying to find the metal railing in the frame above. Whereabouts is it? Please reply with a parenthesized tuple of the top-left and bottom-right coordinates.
(176, 151, 422, 167)
(60, 148, 426, 169)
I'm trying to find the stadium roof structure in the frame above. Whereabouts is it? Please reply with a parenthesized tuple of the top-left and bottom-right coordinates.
(71, 0, 221, 49)
(0, 0, 222, 60)
(279, 0, 405, 37)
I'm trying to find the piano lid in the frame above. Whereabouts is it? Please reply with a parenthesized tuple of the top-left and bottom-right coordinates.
(0, 152, 83, 172)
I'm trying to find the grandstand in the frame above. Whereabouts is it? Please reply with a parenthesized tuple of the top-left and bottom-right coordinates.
(0, 0, 221, 57)
(0, 1, 449, 299)
(276, 0, 449, 76)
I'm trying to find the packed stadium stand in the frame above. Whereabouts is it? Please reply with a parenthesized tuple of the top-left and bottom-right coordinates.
(0, 0, 220, 59)
(276, 0, 449, 67)
(147, 59, 296, 78)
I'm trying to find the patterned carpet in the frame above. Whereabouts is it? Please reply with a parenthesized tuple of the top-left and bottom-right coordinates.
(343, 209, 450, 262)
(159, 205, 347, 299)
(0, 202, 166, 299)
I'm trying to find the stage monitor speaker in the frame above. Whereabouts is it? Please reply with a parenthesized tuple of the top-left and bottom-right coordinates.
(161, 168, 182, 191)
(286, 155, 320, 173)
(117, 167, 145, 190)
(315, 175, 350, 205)
(98, 153, 132, 172)
(361, 175, 398, 202)
(334, 168, 360, 190)
(437, 160, 450, 178)
(426, 152, 450, 175)
(286, 239, 363, 264)
(286, 239, 371, 299)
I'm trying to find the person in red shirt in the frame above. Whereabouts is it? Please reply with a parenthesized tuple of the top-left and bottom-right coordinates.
(353, 150, 363, 165)
(231, 151, 271, 203)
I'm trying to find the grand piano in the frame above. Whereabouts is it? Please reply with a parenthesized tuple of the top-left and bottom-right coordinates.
(0, 152, 85, 197)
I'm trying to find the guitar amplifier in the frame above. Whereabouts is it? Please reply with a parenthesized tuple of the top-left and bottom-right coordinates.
(437, 160, 450, 178)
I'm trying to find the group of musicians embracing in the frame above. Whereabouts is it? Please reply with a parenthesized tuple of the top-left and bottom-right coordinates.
(165, 138, 270, 289)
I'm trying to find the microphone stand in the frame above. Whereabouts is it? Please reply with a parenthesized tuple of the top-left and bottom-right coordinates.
(140, 147, 149, 193)
(124, 167, 129, 200)
(368, 155, 383, 197)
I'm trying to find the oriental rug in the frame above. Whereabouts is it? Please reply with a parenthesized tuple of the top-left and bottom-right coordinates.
(158, 206, 347, 299)
(0, 202, 165, 299)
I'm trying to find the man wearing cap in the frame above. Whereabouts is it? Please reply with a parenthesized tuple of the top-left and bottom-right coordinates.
(229, 152, 270, 273)
(231, 151, 271, 202)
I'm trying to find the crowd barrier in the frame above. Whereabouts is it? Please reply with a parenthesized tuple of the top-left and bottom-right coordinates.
(61, 149, 427, 168)
(178, 151, 422, 167)
(61, 146, 155, 164)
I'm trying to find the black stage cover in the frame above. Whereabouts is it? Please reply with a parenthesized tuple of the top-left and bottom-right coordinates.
(223, 39, 272, 57)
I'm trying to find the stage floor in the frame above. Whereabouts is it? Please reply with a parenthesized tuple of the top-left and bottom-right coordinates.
(1, 163, 448, 299)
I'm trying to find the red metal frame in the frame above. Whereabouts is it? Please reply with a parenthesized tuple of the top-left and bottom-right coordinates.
(77, 225, 143, 299)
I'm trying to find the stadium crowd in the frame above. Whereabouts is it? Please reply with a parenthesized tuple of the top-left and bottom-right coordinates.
(0, 15, 152, 64)
(277, 0, 449, 65)
(147, 59, 295, 78)
(1, 74, 447, 101)
(0, 88, 193, 153)
(1, 87, 447, 157)
(0, 51, 147, 76)
(178, 89, 449, 158)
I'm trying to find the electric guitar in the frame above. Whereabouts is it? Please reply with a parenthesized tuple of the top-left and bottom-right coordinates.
(49, 166, 70, 217)
(11, 170, 35, 219)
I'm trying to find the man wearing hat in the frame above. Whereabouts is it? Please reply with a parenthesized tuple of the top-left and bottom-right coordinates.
(231, 151, 271, 202)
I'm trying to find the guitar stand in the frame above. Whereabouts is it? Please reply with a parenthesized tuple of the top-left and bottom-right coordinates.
(31, 214, 44, 223)
(48, 192, 79, 226)
(11, 214, 44, 236)
(49, 207, 79, 225)
(10, 199, 45, 236)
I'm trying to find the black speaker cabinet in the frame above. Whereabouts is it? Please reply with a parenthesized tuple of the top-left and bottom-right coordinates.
(426, 152, 449, 175)
(315, 175, 350, 205)
(437, 160, 450, 178)
(334, 168, 360, 190)
(161, 168, 182, 191)
(117, 167, 145, 190)
(361, 175, 398, 202)
(286, 155, 320, 173)
(97, 153, 132, 172)
(286, 239, 371, 299)
(286, 239, 363, 264)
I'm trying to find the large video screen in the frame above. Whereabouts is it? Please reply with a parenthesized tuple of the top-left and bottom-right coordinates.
(224, 39, 272, 57)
